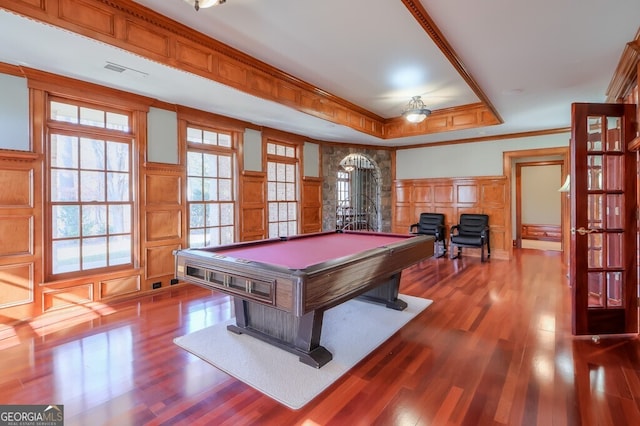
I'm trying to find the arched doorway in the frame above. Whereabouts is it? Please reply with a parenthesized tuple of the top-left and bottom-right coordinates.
(335, 153, 381, 231)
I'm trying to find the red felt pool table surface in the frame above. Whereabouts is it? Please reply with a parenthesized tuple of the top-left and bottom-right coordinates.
(215, 231, 412, 270)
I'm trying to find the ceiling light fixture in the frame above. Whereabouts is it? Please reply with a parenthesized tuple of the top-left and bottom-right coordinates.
(402, 96, 431, 123)
(184, 0, 226, 11)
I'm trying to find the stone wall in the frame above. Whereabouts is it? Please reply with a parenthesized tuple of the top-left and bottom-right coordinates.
(321, 145, 392, 232)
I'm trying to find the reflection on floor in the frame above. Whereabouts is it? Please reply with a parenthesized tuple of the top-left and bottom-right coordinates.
(521, 239, 561, 251)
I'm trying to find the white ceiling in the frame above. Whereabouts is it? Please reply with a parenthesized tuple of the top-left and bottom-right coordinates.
(0, 0, 639, 146)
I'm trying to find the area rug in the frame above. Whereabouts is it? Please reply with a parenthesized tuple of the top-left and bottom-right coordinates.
(173, 294, 432, 410)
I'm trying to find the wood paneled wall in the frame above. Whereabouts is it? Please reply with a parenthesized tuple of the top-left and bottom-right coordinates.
(239, 171, 267, 242)
(301, 177, 323, 234)
(393, 176, 510, 260)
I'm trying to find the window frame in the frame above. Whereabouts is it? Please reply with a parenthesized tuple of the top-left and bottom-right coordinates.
(185, 124, 237, 248)
(45, 96, 137, 280)
(265, 139, 300, 238)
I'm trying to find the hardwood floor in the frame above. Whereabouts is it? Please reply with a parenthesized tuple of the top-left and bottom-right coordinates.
(1, 249, 639, 425)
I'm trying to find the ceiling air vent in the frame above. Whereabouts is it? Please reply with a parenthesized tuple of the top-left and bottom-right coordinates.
(104, 62, 148, 77)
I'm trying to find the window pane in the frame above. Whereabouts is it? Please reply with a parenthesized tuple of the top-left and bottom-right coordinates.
(220, 203, 233, 226)
(106, 112, 130, 132)
(50, 101, 78, 123)
(203, 178, 217, 201)
(80, 107, 105, 127)
(286, 183, 295, 201)
(219, 179, 232, 201)
(187, 152, 203, 176)
(206, 227, 220, 246)
(52, 240, 80, 274)
(51, 135, 78, 168)
(219, 156, 231, 178)
(107, 172, 129, 202)
(267, 143, 276, 155)
(269, 203, 278, 222)
(109, 205, 131, 234)
(267, 182, 276, 201)
(190, 204, 205, 228)
(80, 138, 105, 170)
(269, 222, 278, 238)
(203, 154, 217, 177)
(278, 202, 288, 221)
(80, 171, 105, 202)
(220, 226, 234, 244)
(187, 127, 202, 144)
(203, 130, 217, 145)
(267, 162, 276, 180)
(51, 170, 79, 202)
(286, 164, 295, 182)
(206, 203, 219, 227)
(82, 237, 107, 269)
(82, 205, 107, 236)
(218, 133, 231, 147)
(188, 177, 203, 201)
(107, 141, 129, 171)
(53, 205, 80, 238)
(109, 235, 131, 265)
(189, 229, 205, 248)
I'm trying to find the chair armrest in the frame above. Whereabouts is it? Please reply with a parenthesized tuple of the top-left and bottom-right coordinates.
(450, 224, 460, 235)
(435, 224, 445, 239)
(409, 223, 418, 234)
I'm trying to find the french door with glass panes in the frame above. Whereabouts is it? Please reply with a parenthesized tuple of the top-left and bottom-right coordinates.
(570, 102, 637, 335)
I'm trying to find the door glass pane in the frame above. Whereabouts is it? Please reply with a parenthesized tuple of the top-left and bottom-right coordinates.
(587, 155, 602, 190)
(605, 155, 623, 191)
(587, 194, 602, 230)
(607, 272, 623, 307)
(587, 116, 602, 151)
(606, 233, 623, 268)
(606, 116, 622, 152)
(588, 272, 604, 307)
(588, 233, 603, 268)
(606, 194, 623, 229)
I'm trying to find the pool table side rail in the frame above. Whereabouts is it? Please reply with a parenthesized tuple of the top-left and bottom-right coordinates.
(174, 233, 434, 317)
(302, 235, 435, 312)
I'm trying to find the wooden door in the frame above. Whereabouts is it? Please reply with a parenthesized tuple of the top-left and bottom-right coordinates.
(570, 102, 637, 335)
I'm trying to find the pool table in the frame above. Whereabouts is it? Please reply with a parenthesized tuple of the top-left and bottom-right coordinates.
(174, 230, 434, 367)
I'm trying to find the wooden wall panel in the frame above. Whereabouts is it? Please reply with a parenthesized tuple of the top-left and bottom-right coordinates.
(100, 275, 140, 299)
(239, 171, 266, 241)
(393, 176, 510, 260)
(142, 166, 183, 291)
(42, 284, 92, 312)
(301, 177, 322, 234)
(145, 245, 179, 281)
(146, 175, 181, 205)
(0, 216, 32, 256)
(0, 169, 32, 207)
(0, 263, 33, 308)
(146, 210, 181, 241)
(59, 0, 115, 37)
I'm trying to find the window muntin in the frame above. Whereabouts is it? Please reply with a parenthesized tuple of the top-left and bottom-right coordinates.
(48, 100, 133, 277)
(267, 141, 298, 238)
(186, 126, 235, 248)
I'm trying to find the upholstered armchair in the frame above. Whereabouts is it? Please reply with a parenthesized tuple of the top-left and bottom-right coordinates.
(449, 214, 490, 262)
(410, 213, 446, 258)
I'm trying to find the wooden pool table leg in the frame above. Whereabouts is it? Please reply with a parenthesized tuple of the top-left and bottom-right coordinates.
(227, 298, 333, 368)
(357, 273, 408, 311)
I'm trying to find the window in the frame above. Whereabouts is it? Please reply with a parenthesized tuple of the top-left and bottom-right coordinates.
(48, 99, 134, 276)
(266, 141, 298, 237)
(186, 126, 235, 247)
